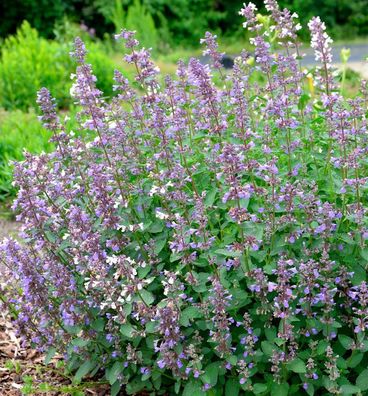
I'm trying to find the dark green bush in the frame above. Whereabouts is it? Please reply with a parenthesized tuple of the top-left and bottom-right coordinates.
(0, 21, 120, 110)
(2, 0, 368, 45)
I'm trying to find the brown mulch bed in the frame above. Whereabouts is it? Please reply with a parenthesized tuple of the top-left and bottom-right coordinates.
(0, 308, 112, 395)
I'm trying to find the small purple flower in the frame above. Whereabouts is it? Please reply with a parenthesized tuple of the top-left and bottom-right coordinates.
(140, 367, 151, 375)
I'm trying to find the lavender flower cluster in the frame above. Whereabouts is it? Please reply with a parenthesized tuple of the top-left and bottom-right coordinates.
(1, 1, 368, 394)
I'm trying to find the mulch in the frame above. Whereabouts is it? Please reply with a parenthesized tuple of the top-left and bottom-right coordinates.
(0, 307, 112, 395)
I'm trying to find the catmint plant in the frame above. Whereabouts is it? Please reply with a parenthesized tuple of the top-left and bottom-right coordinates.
(1, 1, 368, 395)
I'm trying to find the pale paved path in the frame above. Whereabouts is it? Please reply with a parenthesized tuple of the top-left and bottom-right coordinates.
(202, 42, 368, 78)
(301, 43, 368, 78)
(0, 219, 19, 240)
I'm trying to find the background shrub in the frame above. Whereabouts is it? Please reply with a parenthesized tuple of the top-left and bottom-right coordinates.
(1, 0, 368, 46)
(0, 21, 119, 110)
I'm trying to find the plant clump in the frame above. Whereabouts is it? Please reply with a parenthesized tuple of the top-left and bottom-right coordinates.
(2, 1, 368, 395)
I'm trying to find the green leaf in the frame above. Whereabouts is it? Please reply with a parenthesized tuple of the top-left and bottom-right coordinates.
(306, 383, 314, 396)
(64, 324, 83, 335)
(340, 384, 360, 395)
(351, 264, 366, 285)
(183, 380, 203, 396)
(286, 358, 306, 373)
(111, 381, 122, 396)
(147, 220, 164, 233)
(174, 381, 181, 394)
(145, 321, 157, 333)
(316, 340, 328, 355)
(106, 362, 124, 385)
(202, 362, 220, 386)
(91, 318, 105, 332)
(356, 368, 368, 391)
(126, 378, 147, 394)
(214, 248, 242, 258)
(72, 338, 90, 348)
(152, 373, 162, 390)
(271, 382, 289, 396)
(44, 230, 57, 243)
(226, 355, 238, 365)
(138, 265, 151, 278)
(347, 352, 363, 368)
(139, 289, 155, 305)
(225, 378, 240, 396)
(360, 248, 368, 261)
(298, 93, 311, 111)
(120, 323, 134, 338)
(74, 360, 96, 383)
(340, 234, 356, 245)
(338, 334, 354, 350)
(180, 306, 203, 326)
(154, 238, 167, 254)
(253, 383, 268, 394)
(44, 347, 56, 365)
(205, 187, 217, 207)
(261, 341, 276, 356)
(265, 327, 277, 342)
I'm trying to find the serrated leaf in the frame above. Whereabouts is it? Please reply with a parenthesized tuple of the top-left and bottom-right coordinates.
(316, 340, 328, 355)
(205, 187, 217, 207)
(340, 384, 360, 394)
(126, 378, 147, 394)
(306, 383, 314, 396)
(253, 383, 268, 394)
(120, 323, 134, 338)
(356, 368, 368, 391)
(338, 334, 354, 350)
(106, 362, 124, 385)
(271, 382, 289, 396)
(111, 381, 122, 396)
(202, 362, 220, 386)
(287, 358, 306, 373)
(91, 318, 105, 332)
(261, 341, 276, 356)
(44, 347, 56, 365)
(265, 327, 277, 342)
(44, 230, 57, 243)
(214, 249, 242, 258)
(147, 221, 164, 233)
(347, 352, 363, 368)
(227, 355, 238, 365)
(145, 320, 157, 333)
(139, 289, 155, 305)
(360, 248, 368, 261)
(225, 378, 240, 396)
(154, 238, 167, 254)
(74, 360, 96, 383)
(72, 338, 89, 348)
(183, 380, 203, 396)
(180, 306, 203, 326)
(174, 381, 181, 394)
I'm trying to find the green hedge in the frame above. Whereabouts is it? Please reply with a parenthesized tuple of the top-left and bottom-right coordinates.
(0, 21, 119, 111)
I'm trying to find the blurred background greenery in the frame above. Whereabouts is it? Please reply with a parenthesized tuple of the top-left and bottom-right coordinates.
(2, 0, 368, 45)
(0, 0, 367, 201)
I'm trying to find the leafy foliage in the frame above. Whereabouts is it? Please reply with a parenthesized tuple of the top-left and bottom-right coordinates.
(2, 2, 368, 395)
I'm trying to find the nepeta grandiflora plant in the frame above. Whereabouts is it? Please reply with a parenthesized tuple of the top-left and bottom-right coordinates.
(2, 1, 368, 395)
